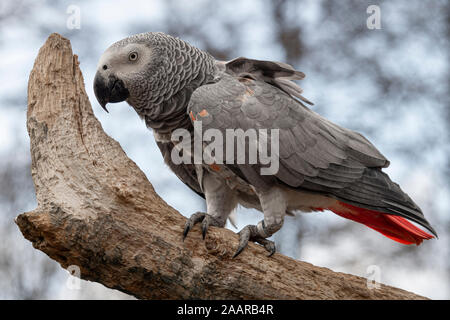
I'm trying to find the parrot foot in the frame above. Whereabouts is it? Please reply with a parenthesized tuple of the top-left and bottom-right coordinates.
(183, 212, 224, 241)
(233, 225, 276, 258)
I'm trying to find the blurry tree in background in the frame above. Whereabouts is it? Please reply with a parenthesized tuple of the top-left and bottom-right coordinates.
(0, 0, 448, 298)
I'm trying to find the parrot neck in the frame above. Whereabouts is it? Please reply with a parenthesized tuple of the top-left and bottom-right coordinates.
(137, 52, 218, 135)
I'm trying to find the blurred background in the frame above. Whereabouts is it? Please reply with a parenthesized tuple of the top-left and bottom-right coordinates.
(0, 0, 448, 299)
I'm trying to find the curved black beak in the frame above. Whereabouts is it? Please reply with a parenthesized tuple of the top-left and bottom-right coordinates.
(93, 72, 129, 113)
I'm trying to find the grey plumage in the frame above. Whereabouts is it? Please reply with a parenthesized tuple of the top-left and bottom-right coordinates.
(94, 32, 436, 257)
(188, 69, 435, 235)
(110, 32, 216, 133)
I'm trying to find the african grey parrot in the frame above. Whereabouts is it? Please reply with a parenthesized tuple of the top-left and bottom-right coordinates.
(93, 32, 436, 258)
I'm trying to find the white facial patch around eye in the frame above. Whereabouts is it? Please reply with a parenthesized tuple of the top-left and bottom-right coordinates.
(115, 43, 153, 76)
(97, 43, 152, 74)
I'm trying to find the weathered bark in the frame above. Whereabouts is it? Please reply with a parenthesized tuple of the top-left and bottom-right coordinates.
(16, 33, 427, 300)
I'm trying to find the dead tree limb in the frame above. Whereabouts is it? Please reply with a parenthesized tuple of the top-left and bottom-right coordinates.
(15, 33, 427, 300)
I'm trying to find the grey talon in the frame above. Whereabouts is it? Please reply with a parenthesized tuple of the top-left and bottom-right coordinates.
(260, 239, 276, 257)
(182, 224, 190, 241)
(183, 212, 224, 241)
(182, 211, 206, 240)
(201, 218, 209, 240)
(233, 227, 251, 258)
(233, 225, 276, 258)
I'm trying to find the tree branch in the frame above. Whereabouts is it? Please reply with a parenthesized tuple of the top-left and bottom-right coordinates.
(15, 33, 427, 300)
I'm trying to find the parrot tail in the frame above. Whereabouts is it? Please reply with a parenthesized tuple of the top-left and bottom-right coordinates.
(328, 202, 435, 245)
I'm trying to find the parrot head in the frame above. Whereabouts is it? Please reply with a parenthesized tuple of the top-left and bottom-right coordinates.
(93, 32, 215, 114)
(93, 33, 167, 112)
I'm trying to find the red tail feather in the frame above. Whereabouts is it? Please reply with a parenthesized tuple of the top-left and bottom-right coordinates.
(328, 202, 434, 245)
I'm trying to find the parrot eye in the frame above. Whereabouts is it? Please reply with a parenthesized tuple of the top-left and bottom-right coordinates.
(128, 52, 138, 61)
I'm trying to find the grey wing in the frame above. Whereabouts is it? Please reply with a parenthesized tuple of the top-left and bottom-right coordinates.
(156, 141, 204, 199)
(188, 72, 436, 236)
